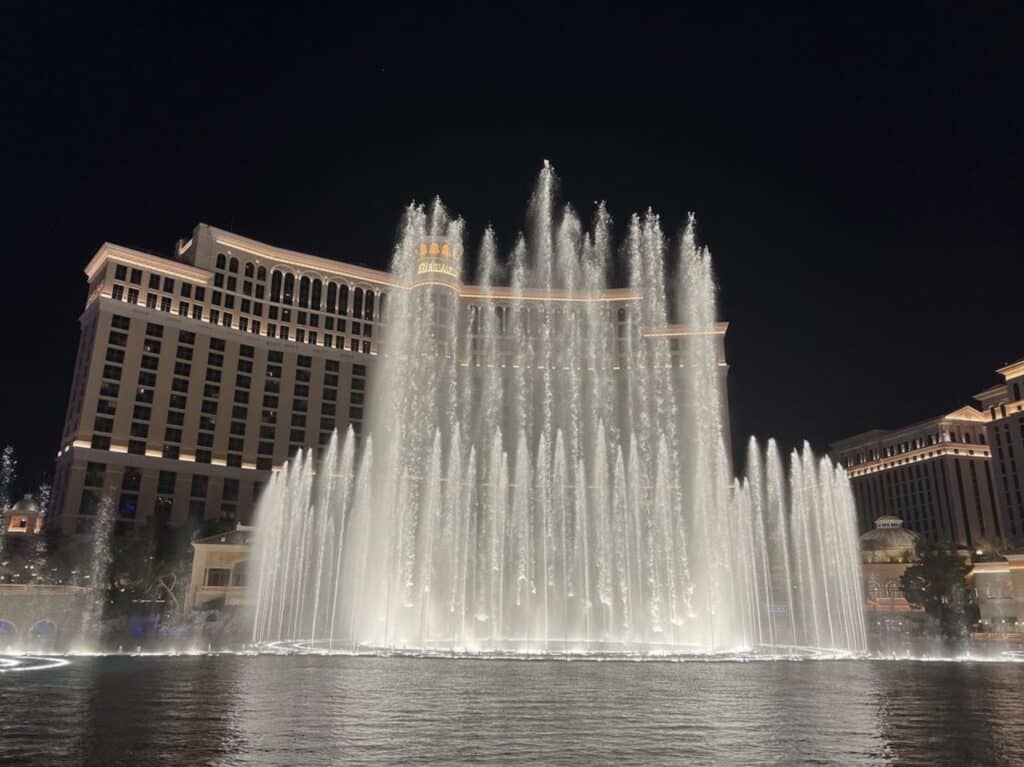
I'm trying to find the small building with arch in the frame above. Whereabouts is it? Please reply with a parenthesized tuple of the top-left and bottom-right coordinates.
(185, 524, 253, 614)
(860, 516, 926, 636)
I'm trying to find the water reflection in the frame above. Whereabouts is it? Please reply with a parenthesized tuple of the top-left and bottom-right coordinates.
(3, 657, 1024, 765)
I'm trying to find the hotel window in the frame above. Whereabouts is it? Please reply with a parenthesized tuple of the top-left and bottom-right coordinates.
(115, 264, 128, 280)
(160, 296, 172, 312)
(216, 253, 227, 270)
(127, 288, 139, 304)
(130, 269, 142, 285)
(79, 489, 100, 516)
(227, 277, 237, 292)
(178, 302, 189, 316)
(283, 274, 295, 304)
(192, 306, 203, 320)
(149, 274, 160, 289)
(112, 314, 131, 330)
(338, 285, 349, 315)
(229, 257, 239, 274)
(206, 568, 231, 587)
(181, 283, 192, 298)
(112, 284, 125, 301)
(146, 293, 158, 308)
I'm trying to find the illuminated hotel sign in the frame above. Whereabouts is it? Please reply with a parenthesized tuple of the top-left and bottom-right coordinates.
(415, 239, 461, 285)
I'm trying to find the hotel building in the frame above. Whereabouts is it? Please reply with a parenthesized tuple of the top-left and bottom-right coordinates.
(50, 224, 727, 536)
(831, 357, 1024, 549)
(975, 358, 1024, 540)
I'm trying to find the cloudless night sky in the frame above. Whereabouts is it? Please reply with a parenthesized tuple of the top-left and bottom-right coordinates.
(2, 3, 1022, 491)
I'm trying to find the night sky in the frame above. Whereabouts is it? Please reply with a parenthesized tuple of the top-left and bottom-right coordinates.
(3, 4, 1022, 491)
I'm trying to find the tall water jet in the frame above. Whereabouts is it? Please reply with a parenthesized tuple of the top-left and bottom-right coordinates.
(251, 166, 868, 657)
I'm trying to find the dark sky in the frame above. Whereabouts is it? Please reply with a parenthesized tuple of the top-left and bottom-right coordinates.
(2, 3, 1022, 491)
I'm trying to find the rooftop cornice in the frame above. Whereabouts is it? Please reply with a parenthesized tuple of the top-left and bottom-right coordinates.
(211, 228, 397, 288)
(997, 358, 1024, 380)
(84, 243, 212, 283)
(831, 407, 990, 452)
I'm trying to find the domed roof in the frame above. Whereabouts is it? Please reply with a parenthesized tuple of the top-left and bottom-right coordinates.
(860, 516, 920, 562)
(7, 494, 40, 516)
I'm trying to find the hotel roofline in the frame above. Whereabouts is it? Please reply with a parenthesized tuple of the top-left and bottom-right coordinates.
(84, 224, 729, 337)
(829, 405, 990, 453)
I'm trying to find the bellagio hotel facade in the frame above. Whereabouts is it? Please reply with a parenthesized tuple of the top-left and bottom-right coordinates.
(51, 223, 728, 536)
(51, 224, 390, 535)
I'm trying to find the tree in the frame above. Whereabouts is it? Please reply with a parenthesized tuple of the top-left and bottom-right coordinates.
(901, 542, 979, 639)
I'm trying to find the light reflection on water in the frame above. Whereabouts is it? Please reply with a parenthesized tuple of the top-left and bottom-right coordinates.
(2, 656, 1023, 765)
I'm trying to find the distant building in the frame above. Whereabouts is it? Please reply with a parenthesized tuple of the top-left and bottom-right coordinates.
(969, 551, 1024, 635)
(185, 524, 252, 614)
(859, 516, 925, 635)
(3, 495, 44, 536)
(831, 408, 1001, 548)
(974, 358, 1024, 541)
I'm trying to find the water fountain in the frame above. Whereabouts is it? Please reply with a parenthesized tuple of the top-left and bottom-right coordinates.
(251, 164, 867, 657)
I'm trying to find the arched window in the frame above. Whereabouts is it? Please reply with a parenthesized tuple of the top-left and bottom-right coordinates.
(244, 262, 254, 278)
(216, 253, 227, 270)
(311, 280, 322, 311)
(378, 293, 386, 322)
(270, 271, 283, 302)
(364, 290, 374, 320)
(338, 284, 349, 315)
(283, 273, 295, 305)
(299, 276, 310, 308)
(353, 287, 364, 317)
(326, 283, 337, 312)
(256, 266, 267, 282)
(228, 257, 239, 274)
(29, 619, 56, 637)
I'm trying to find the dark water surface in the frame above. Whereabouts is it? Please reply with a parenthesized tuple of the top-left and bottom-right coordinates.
(2, 655, 1023, 765)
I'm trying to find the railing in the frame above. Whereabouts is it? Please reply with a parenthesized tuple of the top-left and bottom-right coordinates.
(0, 584, 89, 594)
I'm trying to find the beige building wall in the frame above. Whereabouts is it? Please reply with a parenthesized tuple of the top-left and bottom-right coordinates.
(832, 408, 1002, 548)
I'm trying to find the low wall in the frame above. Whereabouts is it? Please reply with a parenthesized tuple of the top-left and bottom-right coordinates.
(0, 584, 90, 647)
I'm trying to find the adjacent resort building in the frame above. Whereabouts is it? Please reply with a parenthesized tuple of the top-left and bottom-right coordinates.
(49, 224, 726, 537)
(831, 358, 1024, 548)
